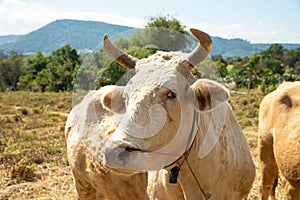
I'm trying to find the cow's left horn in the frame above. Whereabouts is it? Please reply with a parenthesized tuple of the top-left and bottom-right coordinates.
(187, 28, 213, 68)
(103, 34, 139, 70)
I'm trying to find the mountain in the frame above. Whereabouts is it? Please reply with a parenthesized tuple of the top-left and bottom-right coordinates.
(211, 37, 260, 58)
(0, 35, 23, 46)
(211, 37, 300, 58)
(0, 19, 299, 57)
(0, 19, 133, 54)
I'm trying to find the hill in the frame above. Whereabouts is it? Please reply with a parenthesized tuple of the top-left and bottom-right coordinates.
(0, 19, 133, 54)
(211, 37, 260, 58)
(0, 19, 299, 57)
(211, 37, 300, 58)
(0, 35, 23, 46)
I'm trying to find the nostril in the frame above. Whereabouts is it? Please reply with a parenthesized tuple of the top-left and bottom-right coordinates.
(118, 150, 130, 161)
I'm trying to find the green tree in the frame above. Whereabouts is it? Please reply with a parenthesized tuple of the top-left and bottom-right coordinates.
(0, 51, 24, 90)
(0, 49, 7, 59)
(282, 48, 300, 81)
(17, 51, 49, 91)
(242, 54, 264, 88)
(35, 45, 80, 92)
(74, 52, 102, 91)
(114, 15, 191, 52)
(144, 15, 191, 51)
(97, 46, 159, 87)
(212, 55, 228, 77)
(260, 44, 284, 74)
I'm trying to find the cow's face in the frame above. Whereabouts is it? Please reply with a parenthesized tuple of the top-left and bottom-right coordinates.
(101, 29, 229, 173)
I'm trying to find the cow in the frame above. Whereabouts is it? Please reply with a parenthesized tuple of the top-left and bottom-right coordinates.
(65, 28, 256, 200)
(101, 28, 255, 199)
(258, 81, 300, 200)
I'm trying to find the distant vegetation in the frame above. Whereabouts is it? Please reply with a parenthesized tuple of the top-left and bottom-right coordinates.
(0, 16, 299, 93)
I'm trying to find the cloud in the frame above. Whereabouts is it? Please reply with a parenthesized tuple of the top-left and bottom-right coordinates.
(187, 21, 300, 43)
(0, 0, 146, 35)
(0, 0, 54, 34)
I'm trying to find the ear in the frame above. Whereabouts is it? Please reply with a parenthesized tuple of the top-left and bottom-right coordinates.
(101, 86, 126, 114)
(191, 79, 229, 112)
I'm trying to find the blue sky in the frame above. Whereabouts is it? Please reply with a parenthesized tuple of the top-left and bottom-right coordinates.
(0, 0, 299, 43)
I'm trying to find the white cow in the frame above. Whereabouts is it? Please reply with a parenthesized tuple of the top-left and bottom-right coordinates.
(66, 28, 255, 200)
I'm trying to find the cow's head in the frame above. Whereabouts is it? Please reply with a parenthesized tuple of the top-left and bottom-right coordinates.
(102, 29, 229, 173)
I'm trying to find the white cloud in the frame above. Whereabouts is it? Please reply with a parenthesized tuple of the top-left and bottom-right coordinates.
(0, 0, 146, 35)
(0, 0, 54, 34)
(187, 21, 300, 43)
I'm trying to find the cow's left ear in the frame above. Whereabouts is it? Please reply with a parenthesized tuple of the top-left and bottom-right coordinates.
(101, 86, 126, 114)
(191, 79, 229, 112)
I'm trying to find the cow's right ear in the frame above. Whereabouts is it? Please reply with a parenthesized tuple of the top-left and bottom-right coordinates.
(101, 86, 126, 114)
(191, 79, 229, 112)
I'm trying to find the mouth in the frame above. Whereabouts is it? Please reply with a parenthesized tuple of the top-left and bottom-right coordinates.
(103, 165, 136, 176)
(125, 146, 152, 153)
(125, 146, 142, 152)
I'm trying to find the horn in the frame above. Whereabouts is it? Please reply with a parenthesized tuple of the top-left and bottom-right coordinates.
(187, 28, 213, 67)
(103, 34, 139, 70)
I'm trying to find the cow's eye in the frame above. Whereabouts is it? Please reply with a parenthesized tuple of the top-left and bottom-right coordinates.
(167, 91, 176, 98)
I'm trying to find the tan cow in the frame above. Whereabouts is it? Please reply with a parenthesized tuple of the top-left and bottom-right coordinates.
(66, 28, 256, 199)
(258, 81, 300, 200)
(101, 29, 256, 199)
(65, 28, 212, 199)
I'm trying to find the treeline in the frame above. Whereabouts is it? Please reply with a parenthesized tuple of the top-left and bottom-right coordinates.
(0, 16, 299, 92)
(0, 44, 300, 92)
(0, 45, 80, 92)
(0, 42, 299, 93)
(213, 44, 300, 92)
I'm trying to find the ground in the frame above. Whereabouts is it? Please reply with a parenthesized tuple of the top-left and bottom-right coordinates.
(0, 90, 286, 199)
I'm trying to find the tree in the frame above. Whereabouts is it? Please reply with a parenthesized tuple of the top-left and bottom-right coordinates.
(0, 49, 7, 60)
(114, 15, 191, 52)
(74, 52, 103, 91)
(17, 51, 49, 91)
(97, 46, 159, 87)
(0, 51, 24, 90)
(212, 55, 228, 77)
(144, 15, 191, 51)
(35, 45, 80, 92)
(260, 44, 284, 74)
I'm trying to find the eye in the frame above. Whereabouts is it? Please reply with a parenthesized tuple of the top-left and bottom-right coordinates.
(166, 91, 176, 99)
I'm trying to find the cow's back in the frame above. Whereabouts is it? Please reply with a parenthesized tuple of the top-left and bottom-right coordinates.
(258, 81, 300, 199)
(270, 82, 300, 187)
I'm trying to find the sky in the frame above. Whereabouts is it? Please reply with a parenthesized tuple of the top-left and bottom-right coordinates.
(0, 0, 299, 43)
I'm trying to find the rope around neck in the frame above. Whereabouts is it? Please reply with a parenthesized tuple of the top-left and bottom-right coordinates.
(183, 154, 211, 200)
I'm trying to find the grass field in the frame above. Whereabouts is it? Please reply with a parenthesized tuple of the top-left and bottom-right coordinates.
(0, 90, 286, 199)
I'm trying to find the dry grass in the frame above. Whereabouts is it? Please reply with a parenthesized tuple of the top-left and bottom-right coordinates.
(0, 90, 287, 199)
(0, 91, 76, 199)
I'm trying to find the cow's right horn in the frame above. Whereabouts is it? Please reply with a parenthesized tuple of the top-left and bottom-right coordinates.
(103, 34, 139, 70)
(187, 28, 213, 68)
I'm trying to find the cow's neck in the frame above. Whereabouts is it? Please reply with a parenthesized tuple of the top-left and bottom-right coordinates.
(177, 107, 224, 200)
(177, 133, 209, 199)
